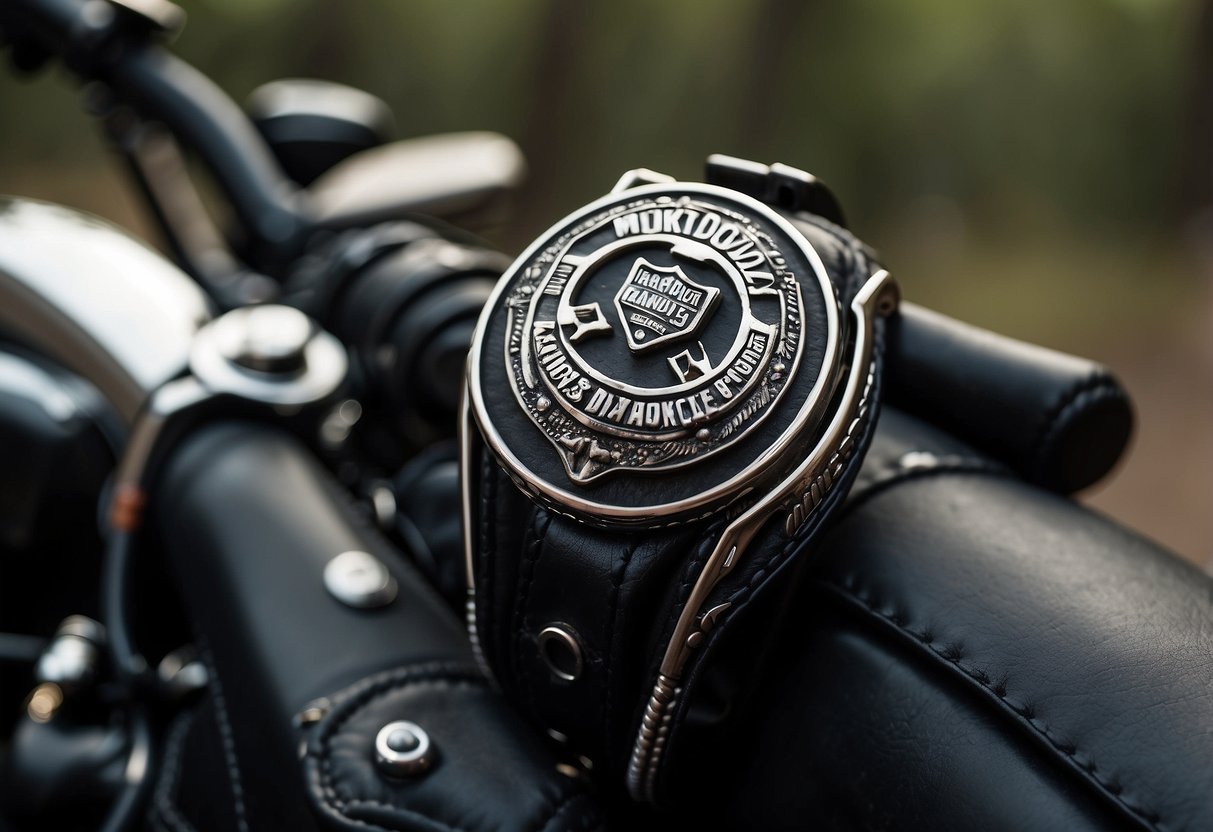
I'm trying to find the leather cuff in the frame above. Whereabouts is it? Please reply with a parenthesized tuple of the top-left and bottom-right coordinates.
(461, 156, 897, 803)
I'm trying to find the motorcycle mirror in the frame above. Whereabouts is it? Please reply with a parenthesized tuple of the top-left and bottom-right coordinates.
(305, 131, 527, 231)
(247, 78, 396, 186)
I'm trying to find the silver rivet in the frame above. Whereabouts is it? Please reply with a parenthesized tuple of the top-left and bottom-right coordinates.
(374, 721, 434, 778)
(537, 624, 584, 682)
(324, 550, 397, 609)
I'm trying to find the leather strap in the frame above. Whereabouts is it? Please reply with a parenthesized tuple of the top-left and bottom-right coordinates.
(474, 328, 886, 788)
(465, 166, 891, 802)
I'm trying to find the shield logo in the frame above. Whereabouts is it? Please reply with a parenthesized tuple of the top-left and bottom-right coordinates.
(613, 258, 720, 354)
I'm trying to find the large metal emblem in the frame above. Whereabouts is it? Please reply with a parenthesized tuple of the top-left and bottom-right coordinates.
(501, 192, 805, 484)
(469, 182, 839, 522)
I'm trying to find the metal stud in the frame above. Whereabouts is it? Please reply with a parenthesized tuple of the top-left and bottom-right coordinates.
(324, 550, 398, 609)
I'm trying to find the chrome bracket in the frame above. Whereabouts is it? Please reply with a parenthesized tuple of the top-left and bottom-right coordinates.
(610, 168, 677, 193)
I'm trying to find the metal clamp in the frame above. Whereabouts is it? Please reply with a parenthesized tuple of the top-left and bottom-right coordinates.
(705, 154, 846, 226)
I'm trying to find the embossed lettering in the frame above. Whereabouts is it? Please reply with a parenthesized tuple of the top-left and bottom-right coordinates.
(613, 214, 640, 237)
(692, 213, 721, 240)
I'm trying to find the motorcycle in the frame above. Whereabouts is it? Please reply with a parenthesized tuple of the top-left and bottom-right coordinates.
(0, 2, 1209, 830)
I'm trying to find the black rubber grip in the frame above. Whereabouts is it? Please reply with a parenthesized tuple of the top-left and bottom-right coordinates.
(887, 303, 1133, 494)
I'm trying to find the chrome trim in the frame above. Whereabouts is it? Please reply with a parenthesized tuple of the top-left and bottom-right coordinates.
(460, 386, 494, 679)
(611, 168, 676, 193)
(0, 199, 212, 425)
(625, 269, 898, 801)
(188, 305, 346, 407)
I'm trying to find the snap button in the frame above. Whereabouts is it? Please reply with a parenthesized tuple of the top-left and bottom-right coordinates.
(374, 721, 434, 778)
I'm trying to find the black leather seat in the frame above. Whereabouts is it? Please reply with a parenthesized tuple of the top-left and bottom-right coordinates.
(674, 409, 1213, 831)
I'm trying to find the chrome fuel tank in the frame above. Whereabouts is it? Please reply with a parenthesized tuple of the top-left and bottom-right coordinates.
(0, 198, 212, 424)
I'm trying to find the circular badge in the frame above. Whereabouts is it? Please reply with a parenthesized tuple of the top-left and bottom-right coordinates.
(470, 183, 840, 524)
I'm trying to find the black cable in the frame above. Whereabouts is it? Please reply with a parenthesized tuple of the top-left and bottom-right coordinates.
(101, 530, 145, 682)
(97, 704, 154, 832)
(0, 632, 45, 663)
(97, 528, 155, 832)
(95, 378, 212, 831)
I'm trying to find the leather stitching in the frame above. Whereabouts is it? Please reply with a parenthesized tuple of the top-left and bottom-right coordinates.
(602, 538, 641, 748)
(338, 801, 456, 832)
(717, 336, 888, 614)
(1028, 372, 1124, 481)
(477, 453, 498, 659)
(818, 577, 1167, 832)
(311, 661, 487, 832)
(311, 661, 595, 832)
(199, 642, 251, 832)
(513, 510, 552, 721)
(531, 790, 601, 832)
(652, 529, 723, 662)
(843, 458, 1007, 519)
(508, 504, 539, 696)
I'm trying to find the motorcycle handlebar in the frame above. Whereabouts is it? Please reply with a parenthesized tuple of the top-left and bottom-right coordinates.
(1, 0, 310, 272)
(154, 420, 473, 713)
(106, 47, 309, 269)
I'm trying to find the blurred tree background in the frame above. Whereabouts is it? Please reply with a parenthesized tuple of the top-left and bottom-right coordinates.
(0, 0, 1210, 562)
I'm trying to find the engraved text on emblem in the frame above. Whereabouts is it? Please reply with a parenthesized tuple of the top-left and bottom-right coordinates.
(503, 196, 806, 483)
